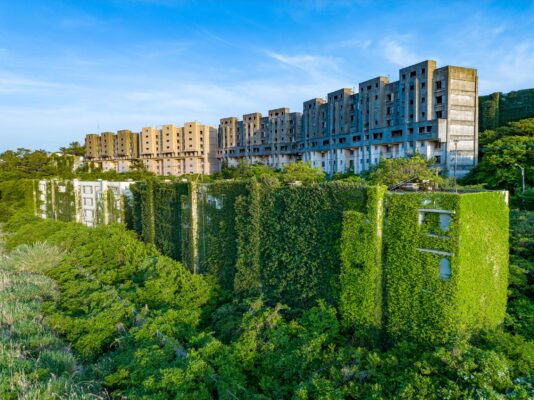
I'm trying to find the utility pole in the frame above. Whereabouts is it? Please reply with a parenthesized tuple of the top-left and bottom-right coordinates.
(453, 139, 459, 193)
(515, 164, 525, 194)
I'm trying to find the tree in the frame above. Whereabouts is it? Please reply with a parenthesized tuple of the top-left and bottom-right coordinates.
(281, 161, 326, 184)
(130, 159, 148, 172)
(461, 135, 534, 192)
(365, 154, 442, 187)
(59, 141, 86, 157)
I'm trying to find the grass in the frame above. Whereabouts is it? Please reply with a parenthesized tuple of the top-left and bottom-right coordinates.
(0, 234, 105, 399)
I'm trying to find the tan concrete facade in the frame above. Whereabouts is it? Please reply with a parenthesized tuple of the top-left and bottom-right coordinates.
(84, 121, 220, 176)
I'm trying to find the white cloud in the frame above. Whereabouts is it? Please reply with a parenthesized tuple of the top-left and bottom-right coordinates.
(265, 51, 342, 82)
(379, 39, 419, 67)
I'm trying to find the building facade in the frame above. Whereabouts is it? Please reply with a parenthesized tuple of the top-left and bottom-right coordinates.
(84, 121, 219, 175)
(479, 88, 534, 132)
(219, 60, 478, 177)
(219, 107, 303, 169)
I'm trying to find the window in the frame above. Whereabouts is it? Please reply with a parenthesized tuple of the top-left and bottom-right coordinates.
(436, 81, 442, 90)
(439, 214, 451, 232)
(436, 111, 443, 118)
(439, 258, 451, 280)
(436, 96, 443, 104)
(410, 71, 416, 77)
(421, 97, 425, 103)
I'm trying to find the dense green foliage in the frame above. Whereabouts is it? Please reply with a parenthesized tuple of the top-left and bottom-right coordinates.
(365, 153, 443, 187)
(339, 185, 386, 340)
(0, 179, 36, 222)
(479, 89, 534, 131)
(462, 118, 534, 196)
(0, 239, 103, 399)
(0, 120, 532, 398)
(384, 192, 509, 344)
(457, 193, 509, 331)
(197, 181, 249, 290)
(506, 210, 534, 338)
(215, 160, 326, 184)
(129, 180, 377, 309)
(1, 213, 532, 399)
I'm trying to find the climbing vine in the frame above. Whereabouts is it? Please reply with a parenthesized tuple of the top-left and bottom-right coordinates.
(339, 184, 386, 340)
(384, 191, 508, 343)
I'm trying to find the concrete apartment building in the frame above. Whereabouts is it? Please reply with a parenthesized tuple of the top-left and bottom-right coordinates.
(219, 107, 303, 169)
(219, 60, 478, 177)
(85, 121, 219, 175)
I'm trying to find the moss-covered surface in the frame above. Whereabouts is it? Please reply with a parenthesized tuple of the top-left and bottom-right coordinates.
(384, 192, 509, 343)
(37, 178, 510, 343)
(339, 185, 386, 340)
(456, 192, 509, 332)
(197, 181, 248, 291)
(245, 182, 371, 308)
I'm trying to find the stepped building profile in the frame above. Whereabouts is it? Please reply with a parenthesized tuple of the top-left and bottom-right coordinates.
(219, 60, 478, 177)
(85, 122, 219, 175)
(83, 60, 478, 177)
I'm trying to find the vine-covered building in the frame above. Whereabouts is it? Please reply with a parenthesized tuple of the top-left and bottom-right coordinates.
(35, 179, 509, 344)
(479, 88, 534, 132)
(219, 60, 479, 177)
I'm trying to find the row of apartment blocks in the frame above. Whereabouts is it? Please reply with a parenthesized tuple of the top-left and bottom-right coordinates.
(85, 122, 219, 175)
(84, 60, 478, 177)
(219, 60, 478, 176)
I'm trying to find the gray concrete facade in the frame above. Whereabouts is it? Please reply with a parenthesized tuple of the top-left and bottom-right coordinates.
(219, 60, 478, 177)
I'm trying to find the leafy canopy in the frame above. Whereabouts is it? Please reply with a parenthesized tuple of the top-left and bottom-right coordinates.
(365, 154, 442, 187)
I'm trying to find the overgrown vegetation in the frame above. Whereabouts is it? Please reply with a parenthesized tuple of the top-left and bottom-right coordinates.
(0, 213, 532, 398)
(462, 118, 534, 201)
(0, 237, 104, 399)
(0, 117, 532, 398)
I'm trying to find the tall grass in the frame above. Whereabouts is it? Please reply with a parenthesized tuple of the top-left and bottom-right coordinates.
(0, 238, 105, 399)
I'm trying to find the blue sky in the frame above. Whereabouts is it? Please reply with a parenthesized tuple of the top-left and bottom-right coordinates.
(1, 0, 533, 151)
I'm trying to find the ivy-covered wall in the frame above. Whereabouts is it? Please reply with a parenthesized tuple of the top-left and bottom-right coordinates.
(479, 88, 534, 131)
(252, 182, 372, 308)
(197, 181, 249, 290)
(38, 178, 509, 343)
(339, 185, 386, 340)
(456, 192, 509, 332)
(384, 191, 509, 343)
(37, 179, 132, 227)
(128, 180, 379, 308)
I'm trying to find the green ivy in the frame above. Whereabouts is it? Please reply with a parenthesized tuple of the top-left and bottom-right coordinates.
(197, 181, 248, 291)
(456, 192, 509, 332)
(339, 185, 386, 340)
(384, 192, 508, 343)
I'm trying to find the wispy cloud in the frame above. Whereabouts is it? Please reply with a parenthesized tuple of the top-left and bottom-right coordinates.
(379, 38, 419, 67)
(266, 51, 341, 79)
